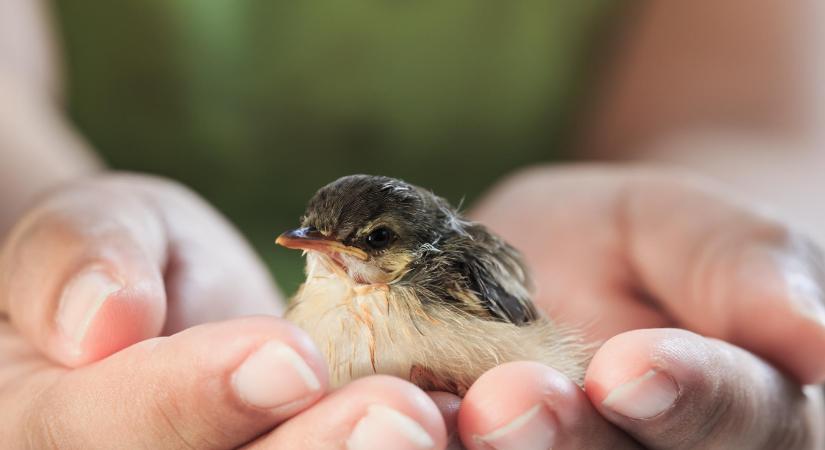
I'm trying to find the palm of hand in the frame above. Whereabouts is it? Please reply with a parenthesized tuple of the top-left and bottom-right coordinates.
(473, 167, 672, 341)
(458, 166, 825, 449)
(2, 168, 824, 449)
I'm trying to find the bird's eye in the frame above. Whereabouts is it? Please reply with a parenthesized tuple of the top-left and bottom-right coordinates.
(366, 227, 394, 250)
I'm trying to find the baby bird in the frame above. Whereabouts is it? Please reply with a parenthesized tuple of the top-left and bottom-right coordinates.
(277, 175, 588, 395)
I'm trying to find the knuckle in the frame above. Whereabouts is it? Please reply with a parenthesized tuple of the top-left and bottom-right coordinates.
(693, 346, 763, 447)
(699, 381, 741, 445)
(23, 383, 74, 450)
(657, 369, 737, 450)
(139, 359, 226, 450)
(23, 411, 59, 450)
(671, 347, 818, 450)
(146, 386, 202, 450)
(757, 386, 820, 450)
(640, 336, 746, 449)
(4, 187, 123, 259)
(761, 423, 811, 450)
(7, 205, 82, 253)
(137, 339, 234, 449)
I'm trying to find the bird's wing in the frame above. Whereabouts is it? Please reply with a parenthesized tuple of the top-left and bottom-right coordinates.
(463, 229, 539, 325)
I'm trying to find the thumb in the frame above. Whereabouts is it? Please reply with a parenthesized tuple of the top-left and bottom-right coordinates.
(0, 182, 168, 367)
(18, 316, 328, 449)
(585, 329, 824, 449)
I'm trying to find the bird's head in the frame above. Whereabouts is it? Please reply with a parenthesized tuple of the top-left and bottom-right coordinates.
(276, 175, 456, 285)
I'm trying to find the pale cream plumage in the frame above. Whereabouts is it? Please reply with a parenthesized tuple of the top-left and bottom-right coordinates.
(285, 252, 589, 394)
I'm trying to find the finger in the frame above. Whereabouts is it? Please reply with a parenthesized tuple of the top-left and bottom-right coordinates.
(458, 361, 641, 450)
(473, 167, 825, 384)
(0, 180, 168, 367)
(428, 391, 462, 448)
(586, 328, 825, 450)
(469, 166, 681, 344)
(13, 316, 328, 449)
(248, 376, 448, 450)
(122, 175, 283, 333)
(0, 175, 283, 367)
(624, 174, 825, 383)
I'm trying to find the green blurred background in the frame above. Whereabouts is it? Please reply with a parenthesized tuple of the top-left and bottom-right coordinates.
(51, 0, 616, 294)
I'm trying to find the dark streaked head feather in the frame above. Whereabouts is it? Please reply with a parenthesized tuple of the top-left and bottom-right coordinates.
(300, 174, 539, 325)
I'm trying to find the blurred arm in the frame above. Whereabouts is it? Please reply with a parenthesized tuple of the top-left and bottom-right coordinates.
(581, 0, 825, 242)
(0, 0, 100, 239)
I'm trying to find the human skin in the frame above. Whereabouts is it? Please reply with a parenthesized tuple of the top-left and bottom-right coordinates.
(0, 0, 100, 238)
(580, 0, 825, 247)
(0, 3, 452, 445)
(3, 169, 824, 449)
(3, 0, 825, 449)
(0, 175, 448, 449)
(450, 2, 825, 445)
(464, 166, 825, 449)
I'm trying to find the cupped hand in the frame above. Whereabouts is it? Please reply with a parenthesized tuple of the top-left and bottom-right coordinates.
(0, 173, 282, 366)
(458, 165, 825, 449)
(0, 174, 448, 449)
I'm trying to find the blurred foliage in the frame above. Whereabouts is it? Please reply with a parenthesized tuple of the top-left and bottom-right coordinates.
(52, 0, 614, 294)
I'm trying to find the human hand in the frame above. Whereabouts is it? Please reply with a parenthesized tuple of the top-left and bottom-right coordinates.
(0, 173, 448, 449)
(455, 165, 825, 449)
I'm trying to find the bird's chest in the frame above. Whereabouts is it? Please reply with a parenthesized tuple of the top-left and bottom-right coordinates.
(284, 266, 425, 388)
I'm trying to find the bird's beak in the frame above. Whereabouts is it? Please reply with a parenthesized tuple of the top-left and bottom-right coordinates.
(275, 227, 369, 261)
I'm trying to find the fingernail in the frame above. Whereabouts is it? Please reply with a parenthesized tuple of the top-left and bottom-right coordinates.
(747, 249, 825, 325)
(603, 369, 679, 419)
(474, 404, 556, 450)
(782, 265, 825, 324)
(347, 405, 435, 450)
(232, 341, 321, 410)
(57, 267, 123, 349)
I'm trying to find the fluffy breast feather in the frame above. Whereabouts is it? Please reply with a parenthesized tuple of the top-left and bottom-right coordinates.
(285, 253, 589, 394)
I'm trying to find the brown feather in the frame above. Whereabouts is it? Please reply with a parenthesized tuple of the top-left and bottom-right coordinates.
(282, 175, 591, 395)
(285, 253, 590, 394)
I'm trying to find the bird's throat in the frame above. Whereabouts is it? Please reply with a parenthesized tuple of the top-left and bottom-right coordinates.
(306, 250, 390, 286)
(286, 253, 409, 387)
